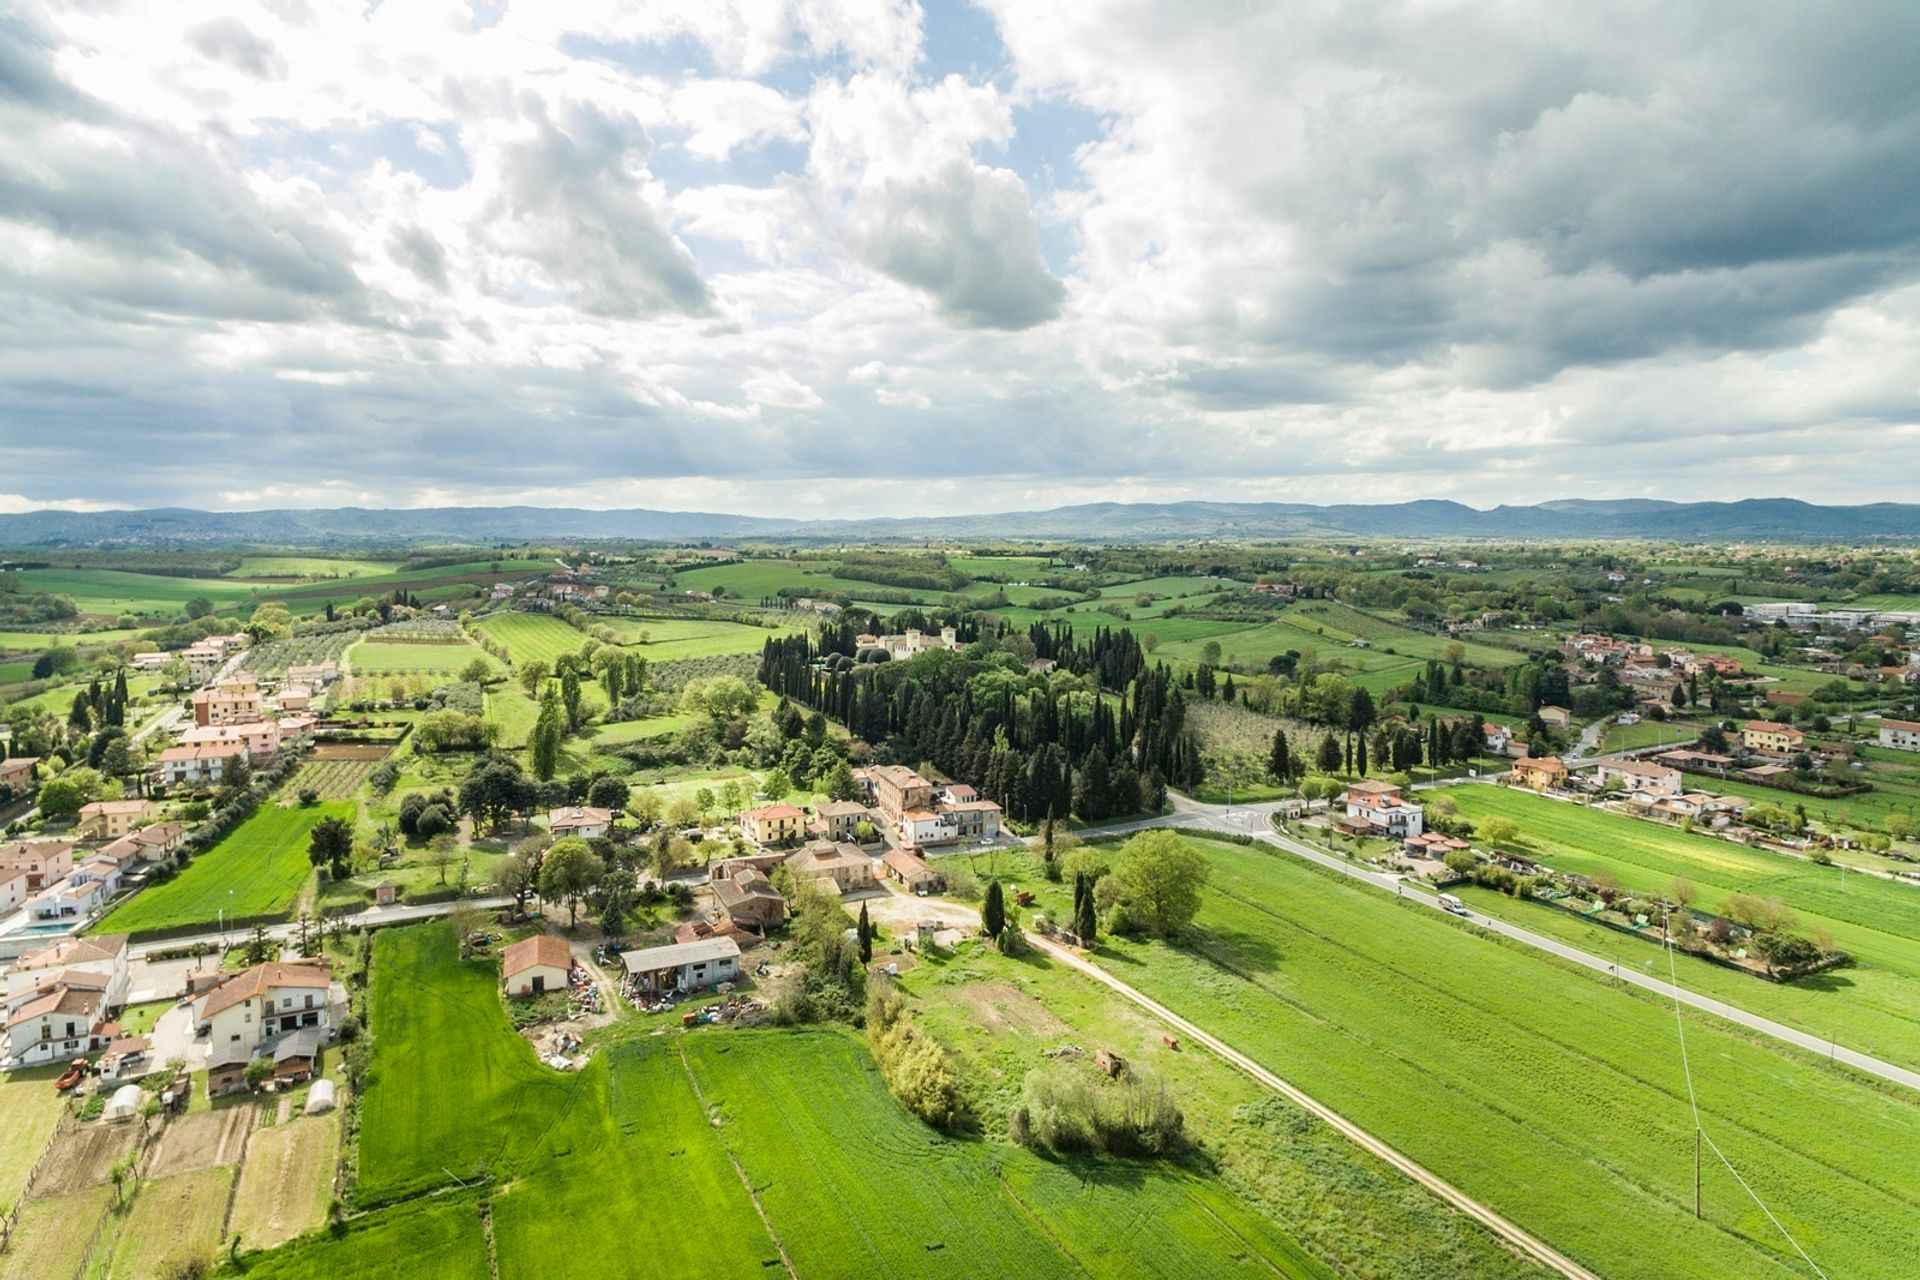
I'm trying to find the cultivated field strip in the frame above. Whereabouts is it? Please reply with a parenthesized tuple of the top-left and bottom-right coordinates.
(1099, 838, 1920, 1280)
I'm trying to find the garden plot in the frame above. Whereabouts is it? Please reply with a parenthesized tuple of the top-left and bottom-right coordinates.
(97, 1166, 234, 1280)
(226, 1112, 339, 1250)
(28, 1119, 140, 1200)
(0, 1187, 110, 1280)
(145, 1105, 255, 1179)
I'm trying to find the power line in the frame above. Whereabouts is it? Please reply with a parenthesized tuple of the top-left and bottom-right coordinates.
(1661, 908, 1828, 1279)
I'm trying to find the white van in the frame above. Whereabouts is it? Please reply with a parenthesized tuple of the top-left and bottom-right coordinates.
(1437, 893, 1470, 917)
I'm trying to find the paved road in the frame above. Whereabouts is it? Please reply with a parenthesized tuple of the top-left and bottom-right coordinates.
(126, 896, 512, 960)
(1023, 930, 1602, 1280)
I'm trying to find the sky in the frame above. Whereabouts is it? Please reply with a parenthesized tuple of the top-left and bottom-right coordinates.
(3, 0, 1920, 518)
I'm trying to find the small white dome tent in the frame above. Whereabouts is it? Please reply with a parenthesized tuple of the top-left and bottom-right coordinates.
(304, 1078, 337, 1115)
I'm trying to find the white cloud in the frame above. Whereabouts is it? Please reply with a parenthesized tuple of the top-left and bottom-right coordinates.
(2, 2, 1919, 515)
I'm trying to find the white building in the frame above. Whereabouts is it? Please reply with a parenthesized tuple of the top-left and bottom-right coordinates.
(191, 960, 336, 1054)
(1338, 780, 1425, 839)
(1881, 719, 1920, 753)
(1595, 759, 1684, 797)
(619, 937, 741, 995)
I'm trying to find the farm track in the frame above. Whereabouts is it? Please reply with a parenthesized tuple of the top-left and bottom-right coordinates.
(1025, 931, 1604, 1280)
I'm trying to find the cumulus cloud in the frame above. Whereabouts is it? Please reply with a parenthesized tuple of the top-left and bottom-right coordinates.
(1, 1, 1919, 514)
(808, 74, 1063, 329)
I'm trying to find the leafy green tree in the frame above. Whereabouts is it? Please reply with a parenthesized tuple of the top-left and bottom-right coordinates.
(517, 660, 551, 697)
(761, 768, 793, 803)
(586, 775, 629, 812)
(308, 815, 356, 878)
(460, 656, 493, 684)
(37, 768, 101, 821)
(539, 837, 605, 927)
(1109, 830, 1209, 936)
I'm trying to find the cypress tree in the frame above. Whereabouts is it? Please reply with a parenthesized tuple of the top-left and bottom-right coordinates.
(857, 902, 873, 964)
(983, 878, 1006, 938)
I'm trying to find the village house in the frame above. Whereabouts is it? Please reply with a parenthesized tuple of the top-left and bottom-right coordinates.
(854, 627, 963, 661)
(190, 679, 264, 727)
(1337, 780, 1425, 839)
(1510, 756, 1569, 792)
(880, 847, 943, 893)
(1629, 791, 1748, 825)
(865, 764, 935, 823)
(4, 983, 111, 1067)
(547, 806, 614, 840)
(1536, 705, 1573, 733)
(0, 840, 75, 890)
(784, 840, 873, 894)
(284, 661, 339, 686)
(814, 799, 871, 843)
(182, 719, 281, 758)
(158, 742, 250, 788)
(501, 934, 573, 997)
(741, 803, 806, 846)
(1742, 720, 1806, 755)
(192, 959, 336, 1053)
(1595, 758, 1683, 797)
(75, 798, 157, 840)
(1879, 718, 1920, 753)
(711, 866, 786, 932)
(125, 822, 187, 861)
(0, 755, 38, 797)
(10, 934, 130, 1009)
(0, 867, 28, 913)
(620, 937, 741, 996)
(23, 871, 110, 924)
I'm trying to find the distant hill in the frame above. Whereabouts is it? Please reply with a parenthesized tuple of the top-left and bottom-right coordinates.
(1, 497, 1915, 546)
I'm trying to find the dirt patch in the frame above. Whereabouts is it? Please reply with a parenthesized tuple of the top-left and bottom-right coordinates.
(227, 1114, 338, 1250)
(951, 980, 1069, 1038)
(308, 741, 391, 762)
(29, 1121, 141, 1200)
(146, 1105, 257, 1179)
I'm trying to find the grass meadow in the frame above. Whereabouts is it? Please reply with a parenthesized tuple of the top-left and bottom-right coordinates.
(1447, 785, 1920, 1068)
(1088, 835, 1920, 1280)
(93, 801, 351, 935)
(474, 612, 589, 665)
(346, 923, 1338, 1279)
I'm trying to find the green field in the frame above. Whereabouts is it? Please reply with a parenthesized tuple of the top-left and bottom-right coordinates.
(1086, 834, 1920, 1280)
(348, 923, 1333, 1278)
(0, 627, 147, 651)
(232, 555, 402, 578)
(0, 1066, 65, 1211)
(475, 612, 588, 665)
(672, 559, 958, 604)
(235, 1193, 491, 1280)
(93, 802, 350, 935)
(585, 712, 694, 745)
(1850, 593, 1920, 611)
(253, 558, 553, 613)
(1447, 785, 1920, 1070)
(358, 924, 581, 1202)
(596, 615, 792, 660)
(347, 638, 488, 674)
(687, 1030, 1330, 1278)
(10, 568, 259, 616)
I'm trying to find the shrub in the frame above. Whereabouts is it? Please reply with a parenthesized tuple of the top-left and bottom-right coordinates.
(1011, 1063, 1185, 1157)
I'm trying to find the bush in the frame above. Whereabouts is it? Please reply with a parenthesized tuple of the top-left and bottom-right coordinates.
(1011, 1063, 1185, 1157)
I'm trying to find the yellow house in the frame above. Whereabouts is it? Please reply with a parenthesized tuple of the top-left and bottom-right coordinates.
(1510, 756, 1568, 792)
(1742, 720, 1805, 754)
(741, 804, 806, 846)
(1537, 705, 1572, 732)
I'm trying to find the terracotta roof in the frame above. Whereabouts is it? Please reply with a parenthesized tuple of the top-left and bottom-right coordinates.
(16, 934, 127, 971)
(7, 985, 100, 1028)
(1882, 719, 1920, 733)
(79, 799, 153, 816)
(746, 804, 805, 821)
(198, 961, 331, 1020)
(816, 800, 868, 817)
(502, 934, 572, 978)
(1513, 756, 1565, 770)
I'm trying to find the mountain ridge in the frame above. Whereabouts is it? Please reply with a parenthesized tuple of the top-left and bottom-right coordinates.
(0, 497, 1913, 545)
